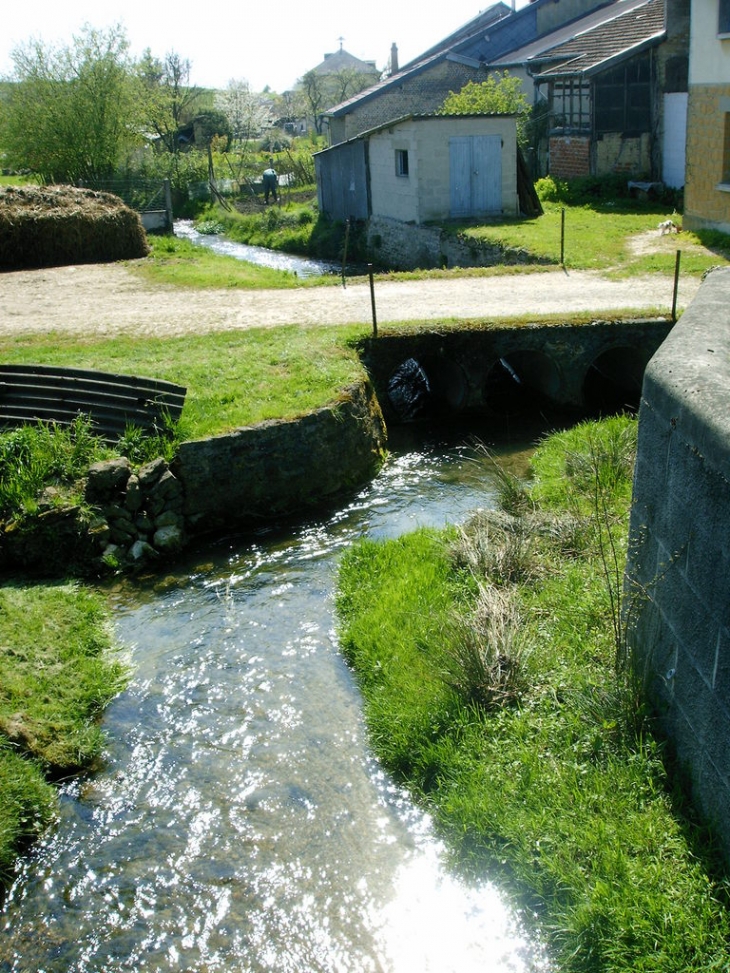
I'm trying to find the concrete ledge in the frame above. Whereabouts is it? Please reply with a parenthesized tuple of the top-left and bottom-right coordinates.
(626, 266, 730, 862)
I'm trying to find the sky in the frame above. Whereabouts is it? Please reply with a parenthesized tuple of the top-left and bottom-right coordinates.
(1, 0, 531, 94)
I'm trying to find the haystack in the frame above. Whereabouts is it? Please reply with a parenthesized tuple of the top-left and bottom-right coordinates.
(0, 185, 150, 270)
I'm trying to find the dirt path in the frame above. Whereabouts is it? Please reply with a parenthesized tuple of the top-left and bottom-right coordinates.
(0, 262, 699, 339)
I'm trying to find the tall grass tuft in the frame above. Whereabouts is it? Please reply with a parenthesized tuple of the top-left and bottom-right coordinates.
(0, 418, 110, 519)
(441, 584, 529, 710)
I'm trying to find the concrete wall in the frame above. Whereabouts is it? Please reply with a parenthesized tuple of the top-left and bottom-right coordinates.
(626, 267, 730, 859)
(368, 115, 518, 224)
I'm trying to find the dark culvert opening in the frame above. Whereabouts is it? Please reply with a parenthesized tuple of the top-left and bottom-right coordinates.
(582, 347, 647, 415)
(483, 351, 561, 416)
(387, 356, 468, 421)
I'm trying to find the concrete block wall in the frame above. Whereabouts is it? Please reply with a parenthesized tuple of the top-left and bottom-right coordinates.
(683, 84, 730, 234)
(626, 267, 730, 859)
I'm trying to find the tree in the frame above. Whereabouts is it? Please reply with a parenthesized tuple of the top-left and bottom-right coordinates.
(215, 79, 272, 144)
(298, 70, 327, 134)
(440, 71, 531, 144)
(0, 25, 140, 184)
(137, 50, 203, 155)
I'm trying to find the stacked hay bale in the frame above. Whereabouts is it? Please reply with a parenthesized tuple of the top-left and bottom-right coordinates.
(0, 185, 150, 270)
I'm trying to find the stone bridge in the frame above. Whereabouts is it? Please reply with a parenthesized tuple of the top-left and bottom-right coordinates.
(358, 318, 675, 422)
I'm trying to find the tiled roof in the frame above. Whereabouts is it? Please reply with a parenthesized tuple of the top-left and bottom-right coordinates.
(496, 0, 666, 78)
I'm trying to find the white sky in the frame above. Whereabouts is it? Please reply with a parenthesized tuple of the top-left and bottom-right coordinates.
(0, 0, 531, 94)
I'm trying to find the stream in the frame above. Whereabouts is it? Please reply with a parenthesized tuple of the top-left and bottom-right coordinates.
(174, 220, 341, 278)
(0, 420, 557, 973)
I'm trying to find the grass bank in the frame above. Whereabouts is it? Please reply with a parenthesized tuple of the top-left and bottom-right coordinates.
(336, 415, 730, 971)
(0, 325, 368, 443)
(170, 189, 730, 283)
(0, 582, 127, 892)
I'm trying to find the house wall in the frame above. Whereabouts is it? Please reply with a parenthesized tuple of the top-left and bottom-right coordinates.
(683, 2, 730, 233)
(329, 60, 483, 144)
(595, 132, 652, 176)
(367, 116, 518, 224)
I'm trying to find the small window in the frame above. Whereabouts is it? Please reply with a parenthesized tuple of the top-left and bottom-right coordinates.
(720, 0, 730, 35)
(395, 149, 409, 177)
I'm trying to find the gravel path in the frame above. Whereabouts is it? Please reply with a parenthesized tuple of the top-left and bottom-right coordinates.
(0, 262, 698, 339)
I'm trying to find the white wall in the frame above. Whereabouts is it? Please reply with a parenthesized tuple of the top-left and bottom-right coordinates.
(689, 1, 730, 84)
(368, 115, 518, 224)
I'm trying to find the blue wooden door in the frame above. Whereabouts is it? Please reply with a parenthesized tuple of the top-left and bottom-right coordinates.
(449, 135, 502, 217)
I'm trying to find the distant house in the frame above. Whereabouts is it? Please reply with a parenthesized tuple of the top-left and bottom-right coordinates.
(494, 0, 690, 183)
(299, 43, 382, 134)
(315, 113, 519, 224)
(683, 1, 730, 233)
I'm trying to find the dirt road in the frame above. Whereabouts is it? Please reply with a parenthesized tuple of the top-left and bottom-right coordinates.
(0, 262, 699, 339)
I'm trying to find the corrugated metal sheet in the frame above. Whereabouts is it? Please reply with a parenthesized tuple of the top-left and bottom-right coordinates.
(315, 141, 370, 222)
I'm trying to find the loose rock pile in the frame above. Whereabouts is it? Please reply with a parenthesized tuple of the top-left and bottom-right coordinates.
(85, 456, 185, 569)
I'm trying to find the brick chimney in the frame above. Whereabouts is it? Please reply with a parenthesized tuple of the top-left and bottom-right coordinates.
(390, 43, 399, 74)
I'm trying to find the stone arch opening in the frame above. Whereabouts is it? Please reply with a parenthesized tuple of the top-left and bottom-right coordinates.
(583, 346, 648, 414)
(483, 350, 561, 415)
(386, 356, 469, 421)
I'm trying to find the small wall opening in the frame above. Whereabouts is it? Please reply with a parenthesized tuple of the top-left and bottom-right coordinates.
(483, 350, 561, 415)
(583, 346, 648, 414)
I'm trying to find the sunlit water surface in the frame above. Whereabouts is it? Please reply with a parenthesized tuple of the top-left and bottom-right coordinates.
(1, 422, 557, 973)
(174, 220, 340, 278)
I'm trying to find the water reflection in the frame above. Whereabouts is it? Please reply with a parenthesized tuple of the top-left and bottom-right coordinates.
(0, 423, 554, 972)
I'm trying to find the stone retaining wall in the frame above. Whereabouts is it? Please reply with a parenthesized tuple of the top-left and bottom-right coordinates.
(0, 380, 386, 575)
(366, 216, 536, 271)
(625, 266, 730, 861)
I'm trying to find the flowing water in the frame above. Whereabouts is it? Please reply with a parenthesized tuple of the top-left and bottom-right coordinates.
(174, 220, 341, 278)
(0, 420, 558, 973)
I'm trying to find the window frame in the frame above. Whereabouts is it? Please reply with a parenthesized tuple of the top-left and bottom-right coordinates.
(395, 149, 409, 177)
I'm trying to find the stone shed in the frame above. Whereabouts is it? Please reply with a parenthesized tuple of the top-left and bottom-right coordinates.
(315, 113, 519, 225)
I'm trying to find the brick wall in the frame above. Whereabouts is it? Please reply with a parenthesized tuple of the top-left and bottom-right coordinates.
(549, 135, 591, 179)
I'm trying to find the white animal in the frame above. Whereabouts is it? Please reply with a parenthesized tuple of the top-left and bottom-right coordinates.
(658, 219, 679, 235)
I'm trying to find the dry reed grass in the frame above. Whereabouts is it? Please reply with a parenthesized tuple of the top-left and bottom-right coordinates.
(0, 185, 149, 270)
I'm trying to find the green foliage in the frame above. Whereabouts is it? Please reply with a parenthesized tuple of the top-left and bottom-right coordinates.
(0, 417, 111, 519)
(0, 582, 128, 889)
(0, 25, 140, 184)
(0, 744, 56, 887)
(0, 582, 127, 772)
(440, 71, 531, 145)
(441, 71, 530, 117)
(336, 416, 730, 971)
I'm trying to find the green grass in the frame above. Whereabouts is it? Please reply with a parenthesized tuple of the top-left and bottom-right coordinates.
(0, 325, 368, 442)
(150, 194, 728, 288)
(454, 201, 730, 278)
(0, 582, 128, 887)
(336, 415, 730, 972)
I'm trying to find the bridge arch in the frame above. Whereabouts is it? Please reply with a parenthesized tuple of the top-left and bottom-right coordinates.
(582, 345, 650, 413)
(483, 349, 562, 415)
(386, 355, 469, 420)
